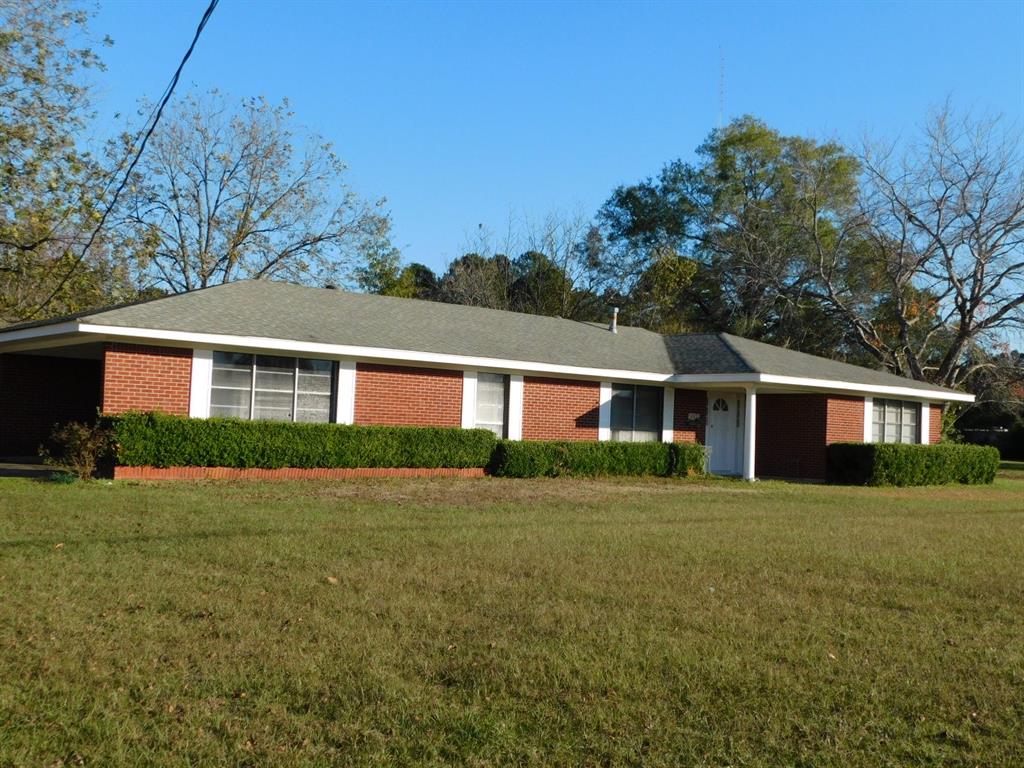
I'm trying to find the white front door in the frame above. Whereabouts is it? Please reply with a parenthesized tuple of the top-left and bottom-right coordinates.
(706, 392, 743, 475)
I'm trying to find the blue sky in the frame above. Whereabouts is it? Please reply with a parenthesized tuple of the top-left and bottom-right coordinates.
(92, 0, 1024, 273)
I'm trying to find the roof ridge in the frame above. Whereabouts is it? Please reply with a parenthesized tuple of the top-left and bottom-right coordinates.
(715, 332, 760, 373)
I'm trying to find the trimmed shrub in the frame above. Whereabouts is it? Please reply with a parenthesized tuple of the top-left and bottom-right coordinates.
(670, 442, 707, 477)
(108, 412, 496, 469)
(826, 442, 1000, 486)
(489, 439, 706, 478)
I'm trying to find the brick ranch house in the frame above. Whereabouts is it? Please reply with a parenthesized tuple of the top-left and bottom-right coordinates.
(0, 280, 973, 480)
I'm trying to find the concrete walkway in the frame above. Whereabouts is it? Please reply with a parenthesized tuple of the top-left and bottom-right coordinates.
(0, 458, 55, 479)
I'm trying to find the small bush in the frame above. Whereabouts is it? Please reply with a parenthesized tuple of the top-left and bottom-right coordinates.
(670, 442, 707, 477)
(40, 420, 115, 480)
(826, 442, 1000, 486)
(108, 412, 496, 469)
(489, 440, 706, 478)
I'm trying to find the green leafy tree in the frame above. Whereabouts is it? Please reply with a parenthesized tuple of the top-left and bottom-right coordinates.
(0, 0, 120, 321)
(598, 116, 861, 355)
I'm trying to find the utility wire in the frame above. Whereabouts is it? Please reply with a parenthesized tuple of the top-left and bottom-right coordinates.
(27, 0, 221, 319)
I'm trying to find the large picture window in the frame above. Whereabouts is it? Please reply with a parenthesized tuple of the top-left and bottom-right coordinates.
(474, 372, 509, 437)
(210, 352, 334, 423)
(871, 399, 920, 444)
(610, 383, 662, 442)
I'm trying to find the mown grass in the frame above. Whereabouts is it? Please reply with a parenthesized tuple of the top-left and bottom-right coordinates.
(998, 459, 1024, 480)
(0, 476, 1021, 767)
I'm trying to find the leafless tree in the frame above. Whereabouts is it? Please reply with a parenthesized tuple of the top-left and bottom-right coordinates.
(111, 91, 394, 293)
(444, 209, 603, 318)
(811, 106, 1024, 388)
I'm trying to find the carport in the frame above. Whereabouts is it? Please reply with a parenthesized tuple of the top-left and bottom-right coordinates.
(0, 343, 104, 457)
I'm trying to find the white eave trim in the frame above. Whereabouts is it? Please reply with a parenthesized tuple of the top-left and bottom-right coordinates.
(753, 373, 975, 403)
(0, 321, 974, 404)
(73, 323, 679, 383)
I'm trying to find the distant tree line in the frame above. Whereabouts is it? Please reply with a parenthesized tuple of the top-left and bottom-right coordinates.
(360, 113, 1023, 425)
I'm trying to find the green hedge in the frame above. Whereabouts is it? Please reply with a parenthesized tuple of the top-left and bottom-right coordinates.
(489, 439, 706, 478)
(106, 412, 709, 478)
(109, 412, 497, 469)
(826, 442, 1000, 486)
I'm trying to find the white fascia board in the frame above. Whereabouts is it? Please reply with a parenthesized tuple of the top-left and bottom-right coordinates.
(754, 373, 975, 403)
(0, 321, 83, 347)
(74, 324, 676, 384)
(41, 322, 973, 404)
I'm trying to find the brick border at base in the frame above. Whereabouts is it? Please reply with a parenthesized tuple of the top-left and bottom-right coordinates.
(113, 466, 487, 481)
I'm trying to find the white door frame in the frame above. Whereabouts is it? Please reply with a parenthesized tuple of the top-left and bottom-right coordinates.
(706, 390, 744, 475)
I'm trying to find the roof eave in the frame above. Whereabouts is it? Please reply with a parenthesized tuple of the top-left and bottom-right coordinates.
(0, 322, 975, 403)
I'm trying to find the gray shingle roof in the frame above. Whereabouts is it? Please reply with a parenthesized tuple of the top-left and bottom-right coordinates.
(1, 279, 965, 397)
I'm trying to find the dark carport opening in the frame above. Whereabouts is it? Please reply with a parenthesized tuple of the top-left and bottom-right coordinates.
(0, 343, 104, 460)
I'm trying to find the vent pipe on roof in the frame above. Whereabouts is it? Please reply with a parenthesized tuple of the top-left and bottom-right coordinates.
(609, 306, 619, 334)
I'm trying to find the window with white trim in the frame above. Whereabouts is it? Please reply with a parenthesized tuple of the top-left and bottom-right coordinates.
(474, 372, 509, 437)
(610, 383, 662, 442)
(871, 399, 920, 443)
(210, 352, 334, 422)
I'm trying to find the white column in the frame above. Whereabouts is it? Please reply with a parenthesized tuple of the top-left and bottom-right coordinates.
(507, 375, 524, 440)
(461, 371, 478, 429)
(661, 387, 675, 443)
(920, 402, 930, 444)
(743, 387, 757, 481)
(598, 381, 612, 441)
(863, 397, 873, 442)
(189, 348, 212, 418)
(335, 360, 356, 424)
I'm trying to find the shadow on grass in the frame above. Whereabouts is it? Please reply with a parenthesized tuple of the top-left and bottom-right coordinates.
(0, 526, 310, 551)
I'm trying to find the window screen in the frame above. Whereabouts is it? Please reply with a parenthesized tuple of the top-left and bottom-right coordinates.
(254, 355, 295, 421)
(210, 352, 253, 419)
(475, 373, 508, 437)
(209, 351, 334, 423)
(610, 384, 662, 442)
(871, 399, 920, 443)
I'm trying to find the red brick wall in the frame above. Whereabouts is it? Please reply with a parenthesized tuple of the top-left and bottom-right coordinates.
(354, 363, 462, 427)
(673, 389, 707, 443)
(928, 403, 942, 444)
(826, 396, 865, 444)
(522, 376, 600, 441)
(0, 353, 103, 456)
(102, 343, 192, 415)
(756, 394, 864, 480)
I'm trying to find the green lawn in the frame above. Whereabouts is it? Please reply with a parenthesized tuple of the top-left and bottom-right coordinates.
(1, 476, 1022, 767)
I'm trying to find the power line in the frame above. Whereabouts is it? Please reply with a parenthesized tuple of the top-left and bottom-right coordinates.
(27, 0, 221, 319)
